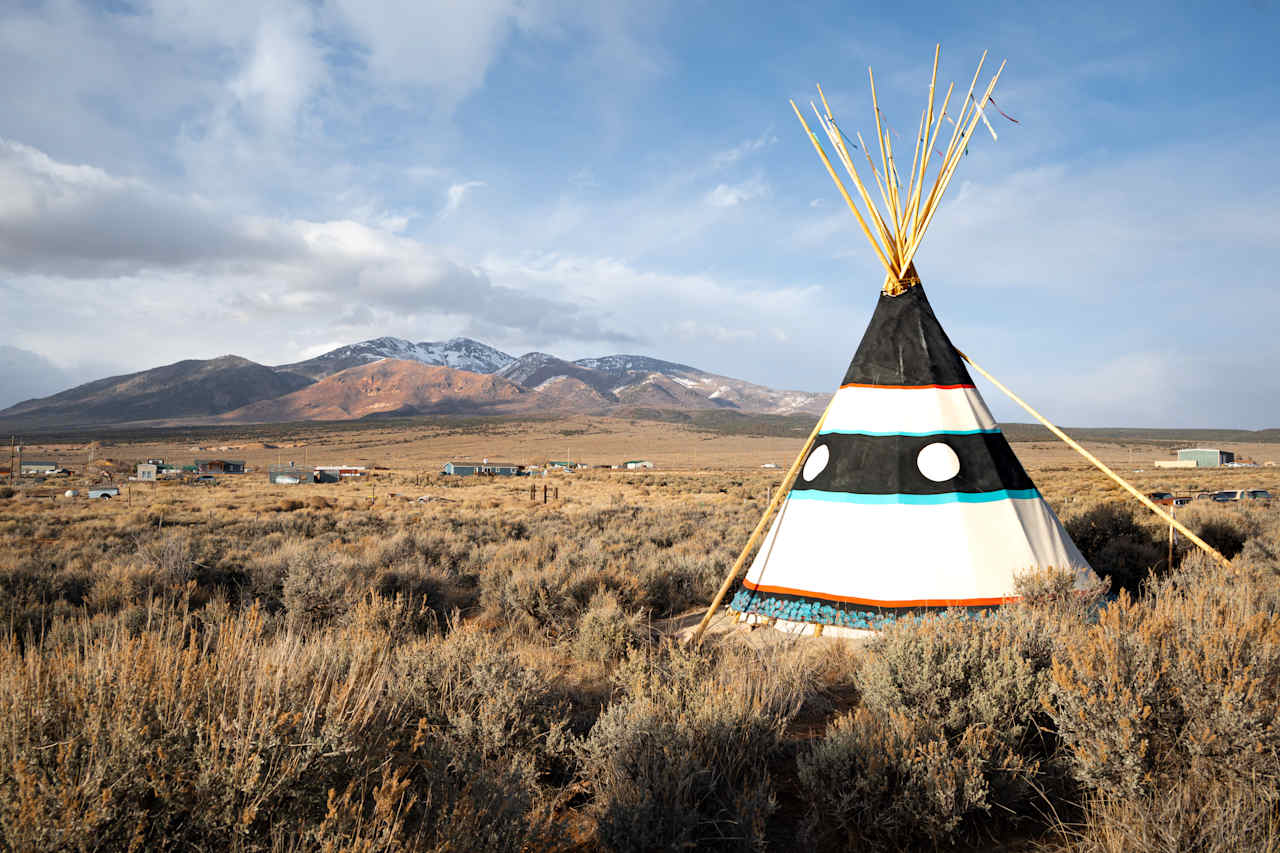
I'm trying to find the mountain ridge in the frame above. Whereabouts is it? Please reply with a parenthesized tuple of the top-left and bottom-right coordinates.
(0, 335, 826, 428)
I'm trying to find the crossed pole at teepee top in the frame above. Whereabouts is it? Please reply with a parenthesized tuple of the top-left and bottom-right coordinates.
(689, 47, 1229, 646)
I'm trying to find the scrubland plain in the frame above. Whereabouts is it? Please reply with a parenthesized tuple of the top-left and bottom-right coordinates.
(1, 416, 1278, 851)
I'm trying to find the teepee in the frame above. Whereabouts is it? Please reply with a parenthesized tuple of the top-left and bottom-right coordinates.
(699, 48, 1096, 638)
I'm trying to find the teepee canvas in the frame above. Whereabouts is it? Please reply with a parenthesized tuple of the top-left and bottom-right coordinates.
(702, 48, 1094, 638)
(729, 281, 1090, 632)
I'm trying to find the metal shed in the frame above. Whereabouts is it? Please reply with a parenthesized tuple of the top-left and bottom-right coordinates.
(1176, 448, 1235, 468)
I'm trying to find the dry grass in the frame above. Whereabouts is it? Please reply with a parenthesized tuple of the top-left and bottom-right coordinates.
(1, 421, 1279, 849)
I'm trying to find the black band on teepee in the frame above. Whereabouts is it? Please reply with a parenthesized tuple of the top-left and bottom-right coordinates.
(841, 284, 975, 388)
(795, 431, 1034, 497)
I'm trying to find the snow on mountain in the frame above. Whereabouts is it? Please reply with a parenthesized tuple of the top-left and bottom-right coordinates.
(498, 353, 620, 397)
(277, 337, 515, 380)
(572, 354, 698, 377)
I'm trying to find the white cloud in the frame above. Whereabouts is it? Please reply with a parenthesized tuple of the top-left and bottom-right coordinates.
(327, 0, 521, 102)
(442, 181, 487, 217)
(711, 131, 778, 168)
(705, 177, 768, 208)
(228, 5, 325, 133)
(0, 141, 635, 369)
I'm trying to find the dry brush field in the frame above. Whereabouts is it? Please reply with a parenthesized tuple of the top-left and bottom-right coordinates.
(1, 417, 1279, 851)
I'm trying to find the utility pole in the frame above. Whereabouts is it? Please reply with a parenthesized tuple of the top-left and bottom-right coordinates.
(7, 436, 12, 485)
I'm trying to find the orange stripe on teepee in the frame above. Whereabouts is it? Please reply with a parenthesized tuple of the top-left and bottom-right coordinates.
(839, 382, 975, 390)
(741, 578, 1017, 608)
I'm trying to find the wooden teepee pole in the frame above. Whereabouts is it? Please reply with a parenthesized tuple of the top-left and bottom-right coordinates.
(956, 350, 1230, 567)
(901, 61, 1005, 274)
(867, 67, 901, 237)
(906, 53, 986, 249)
(791, 101, 896, 276)
(690, 395, 836, 645)
(813, 105, 898, 266)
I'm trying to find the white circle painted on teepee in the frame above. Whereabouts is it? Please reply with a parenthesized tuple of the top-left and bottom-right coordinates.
(917, 442, 960, 482)
(802, 444, 830, 482)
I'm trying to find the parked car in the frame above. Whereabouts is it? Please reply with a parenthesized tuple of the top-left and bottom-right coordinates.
(1172, 496, 1192, 507)
(194, 475, 218, 486)
(87, 487, 120, 499)
(1212, 490, 1244, 502)
(1147, 491, 1175, 506)
(1195, 492, 1215, 501)
(1246, 489, 1272, 502)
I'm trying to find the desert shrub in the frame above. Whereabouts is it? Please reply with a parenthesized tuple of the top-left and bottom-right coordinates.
(374, 566, 475, 625)
(345, 591, 439, 637)
(795, 611, 1064, 848)
(576, 643, 812, 852)
(0, 605, 554, 852)
(1239, 534, 1280, 571)
(1186, 517, 1249, 560)
(282, 550, 352, 626)
(797, 706, 999, 848)
(1054, 774, 1280, 853)
(487, 563, 599, 634)
(390, 626, 575, 789)
(858, 614, 1057, 764)
(133, 529, 194, 587)
(0, 487, 13, 500)
(636, 552, 721, 616)
(1047, 557, 1280, 799)
(0, 560, 55, 610)
(1013, 564, 1109, 615)
(572, 590, 647, 663)
(1066, 504, 1164, 593)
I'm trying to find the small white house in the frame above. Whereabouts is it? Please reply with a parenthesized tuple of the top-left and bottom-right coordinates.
(623, 460, 653, 470)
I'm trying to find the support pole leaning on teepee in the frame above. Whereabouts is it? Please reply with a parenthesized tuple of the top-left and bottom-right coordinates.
(956, 350, 1231, 567)
(689, 396, 836, 645)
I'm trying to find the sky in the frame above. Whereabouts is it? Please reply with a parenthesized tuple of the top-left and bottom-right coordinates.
(0, 0, 1277, 428)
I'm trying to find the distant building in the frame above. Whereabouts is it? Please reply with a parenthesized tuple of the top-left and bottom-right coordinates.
(1176, 448, 1235, 468)
(195, 459, 246, 474)
(269, 464, 314, 485)
(442, 461, 523, 476)
(20, 461, 58, 475)
(313, 465, 366, 482)
(623, 460, 653, 470)
(547, 460, 581, 470)
(137, 463, 158, 481)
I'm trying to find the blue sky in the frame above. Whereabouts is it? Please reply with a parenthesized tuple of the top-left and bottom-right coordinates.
(0, 0, 1277, 427)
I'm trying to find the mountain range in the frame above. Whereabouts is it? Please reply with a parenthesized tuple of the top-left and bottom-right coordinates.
(0, 337, 826, 429)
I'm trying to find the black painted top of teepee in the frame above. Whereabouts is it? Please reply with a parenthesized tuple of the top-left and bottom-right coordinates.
(841, 283, 974, 387)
